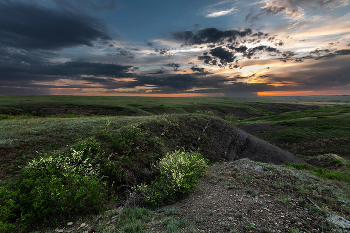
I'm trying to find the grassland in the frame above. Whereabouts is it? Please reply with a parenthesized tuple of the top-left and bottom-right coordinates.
(234, 104, 350, 159)
(0, 95, 349, 232)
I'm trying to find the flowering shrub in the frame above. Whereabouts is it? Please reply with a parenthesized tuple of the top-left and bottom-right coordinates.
(135, 150, 208, 208)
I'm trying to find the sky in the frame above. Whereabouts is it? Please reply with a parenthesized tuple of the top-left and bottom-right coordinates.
(0, 0, 350, 97)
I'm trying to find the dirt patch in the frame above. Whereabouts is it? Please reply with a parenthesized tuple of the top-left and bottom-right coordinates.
(240, 123, 288, 133)
(158, 159, 347, 233)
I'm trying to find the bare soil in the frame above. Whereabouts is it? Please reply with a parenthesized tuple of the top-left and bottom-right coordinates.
(151, 159, 347, 233)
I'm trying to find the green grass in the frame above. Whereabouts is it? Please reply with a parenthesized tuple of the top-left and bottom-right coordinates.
(285, 163, 350, 185)
(235, 106, 350, 157)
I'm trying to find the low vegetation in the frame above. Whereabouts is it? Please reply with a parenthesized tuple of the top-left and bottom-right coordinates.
(0, 95, 349, 232)
(0, 135, 207, 232)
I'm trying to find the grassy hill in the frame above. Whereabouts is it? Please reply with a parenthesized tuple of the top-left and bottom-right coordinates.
(0, 95, 349, 232)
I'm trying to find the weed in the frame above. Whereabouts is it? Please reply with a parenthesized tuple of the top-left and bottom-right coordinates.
(246, 189, 259, 197)
(115, 207, 152, 232)
(272, 183, 282, 189)
(308, 206, 326, 216)
(235, 213, 243, 218)
(195, 218, 203, 223)
(245, 222, 255, 230)
(166, 208, 178, 215)
(179, 218, 189, 228)
(166, 219, 180, 233)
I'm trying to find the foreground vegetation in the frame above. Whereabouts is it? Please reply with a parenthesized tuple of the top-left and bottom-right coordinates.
(0, 95, 349, 232)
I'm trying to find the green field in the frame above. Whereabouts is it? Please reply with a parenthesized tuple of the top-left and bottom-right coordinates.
(0, 95, 349, 232)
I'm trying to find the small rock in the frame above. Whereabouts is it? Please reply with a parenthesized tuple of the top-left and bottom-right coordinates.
(327, 214, 350, 229)
(67, 222, 73, 226)
(78, 223, 87, 228)
(55, 230, 64, 233)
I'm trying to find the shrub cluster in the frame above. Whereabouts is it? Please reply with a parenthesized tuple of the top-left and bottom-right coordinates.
(134, 150, 208, 208)
(0, 120, 209, 231)
(0, 138, 109, 231)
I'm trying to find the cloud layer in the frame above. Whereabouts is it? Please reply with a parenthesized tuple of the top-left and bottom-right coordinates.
(0, 0, 349, 96)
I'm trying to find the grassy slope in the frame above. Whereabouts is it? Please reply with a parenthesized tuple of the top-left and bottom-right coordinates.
(1, 95, 350, 231)
(1, 96, 350, 180)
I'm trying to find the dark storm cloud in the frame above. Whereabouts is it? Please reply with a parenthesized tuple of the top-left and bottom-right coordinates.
(173, 28, 253, 45)
(209, 47, 236, 65)
(251, 32, 269, 38)
(46, 61, 134, 77)
(153, 48, 173, 56)
(87, 73, 230, 93)
(80, 76, 115, 84)
(230, 46, 248, 53)
(190, 66, 212, 76)
(334, 49, 350, 56)
(0, 87, 53, 95)
(130, 74, 229, 92)
(0, 1, 111, 51)
(198, 44, 279, 67)
(148, 69, 165, 75)
(198, 53, 213, 65)
(315, 49, 350, 60)
(292, 49, 350, 63)
(164, 63, 180, 71)
(107, 48, 135, 59)
(230, 74, 254, 82)
(0, 57, 134, 88)
(278, 51, 297, 62)
(245, 46, 280, 59)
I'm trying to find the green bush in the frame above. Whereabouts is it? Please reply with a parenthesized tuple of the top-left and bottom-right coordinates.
(0, 138, 109, 230)
(111, 126, 143, 155)
(135, 151, 208, 208)
(0, 185, 16, 232)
